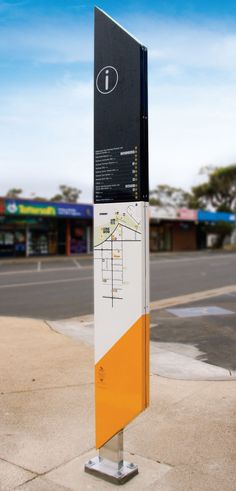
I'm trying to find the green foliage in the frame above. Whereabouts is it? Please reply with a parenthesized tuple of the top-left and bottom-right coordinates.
(150, 184, 192, 208)
(29, 193, 46, 201)
(50, 185, 81, 203)
(6, 188, 23, 199)
(205, 222, 234, 248)
(191, 164, 236, 248)
(191, 164, 236, 212)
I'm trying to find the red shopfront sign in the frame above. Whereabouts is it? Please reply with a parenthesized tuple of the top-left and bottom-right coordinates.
(176, 208, 197, 221)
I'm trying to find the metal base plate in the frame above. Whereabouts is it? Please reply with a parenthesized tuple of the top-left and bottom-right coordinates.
(85, 456, 138, 485)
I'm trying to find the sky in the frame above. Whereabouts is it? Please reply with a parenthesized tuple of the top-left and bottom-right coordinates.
(1, 0, 236, 202)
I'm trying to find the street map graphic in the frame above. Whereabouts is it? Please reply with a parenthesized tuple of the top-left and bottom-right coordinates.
(94, 204, 142, 307)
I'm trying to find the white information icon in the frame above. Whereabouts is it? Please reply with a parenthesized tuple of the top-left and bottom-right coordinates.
(96, 66, 119, 94)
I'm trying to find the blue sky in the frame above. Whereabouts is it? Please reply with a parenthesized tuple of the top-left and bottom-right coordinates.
(1, 0, 236, 200)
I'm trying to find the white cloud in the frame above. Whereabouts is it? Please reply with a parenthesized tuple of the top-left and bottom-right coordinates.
(1, 14, 236, 199)
(0, 20, 92, 63)
(149, 84, 236, 189)
(2, 12, 236, 73)
(1, 77, 236, 199)
(0, 80, 93, 200)
(123, 15, 236, 77)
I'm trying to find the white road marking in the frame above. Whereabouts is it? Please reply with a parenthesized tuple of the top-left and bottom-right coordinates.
(0, 275, 93, 289)
(37, 262, 41, 272)
(73, 259, 82, 269)
(0, 253, 234, 277)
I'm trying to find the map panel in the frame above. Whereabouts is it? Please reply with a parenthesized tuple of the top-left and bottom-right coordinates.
(94, 202, 148, 363)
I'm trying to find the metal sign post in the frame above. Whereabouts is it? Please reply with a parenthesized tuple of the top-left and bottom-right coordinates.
(85, 7, 149, 485)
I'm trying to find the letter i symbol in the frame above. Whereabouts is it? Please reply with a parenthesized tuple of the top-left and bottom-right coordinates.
(105, 69, 109, 91)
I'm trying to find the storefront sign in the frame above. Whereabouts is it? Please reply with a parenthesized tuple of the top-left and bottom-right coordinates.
(198, 210, 236, 223)
(151, 207, 197, 221)
(150, 206, 177, 220)
(176, 208, 197, 221)
(6, 201, 57, 216)
(5, 199, 93, 219)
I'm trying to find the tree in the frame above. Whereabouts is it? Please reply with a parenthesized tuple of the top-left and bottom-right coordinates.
(191, 164, 236, 212)
(150, 184, 192, 208)
(190, 164, 236, 248)
(29, 193, 46, 201)
(50, 185, 81, 203)
(6, 188, 23, 199)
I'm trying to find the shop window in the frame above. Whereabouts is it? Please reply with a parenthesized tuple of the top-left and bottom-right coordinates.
(0, 231, 15, 257)
(15, 231, 26, 256)
(28, 231, 48, 255)
(70, 224, 87, 254)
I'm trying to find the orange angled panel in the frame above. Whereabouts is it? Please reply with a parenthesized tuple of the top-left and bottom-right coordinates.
(95, 314, 149, 449)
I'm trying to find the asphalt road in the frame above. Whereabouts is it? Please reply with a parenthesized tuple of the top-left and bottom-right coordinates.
(0, 251, 235, 320)
(151, 293, 236, 372)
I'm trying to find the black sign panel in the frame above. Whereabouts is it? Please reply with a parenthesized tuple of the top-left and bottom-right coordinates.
(94, 8, 148, 204)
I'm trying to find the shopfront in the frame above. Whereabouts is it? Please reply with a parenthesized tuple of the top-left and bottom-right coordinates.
(27, 217, 58, 256)
(150, 207, 198, 252)
(0, 199, 93, 258)
(172, 221, 197, 251)
(150, 222, 172, 252)
(1, 201, 234, 257)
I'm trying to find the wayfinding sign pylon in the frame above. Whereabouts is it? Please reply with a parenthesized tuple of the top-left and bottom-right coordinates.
(85, 7, 149, 485)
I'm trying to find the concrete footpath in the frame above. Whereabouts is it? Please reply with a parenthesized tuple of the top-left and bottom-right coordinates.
(0, 317, 236, 490)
